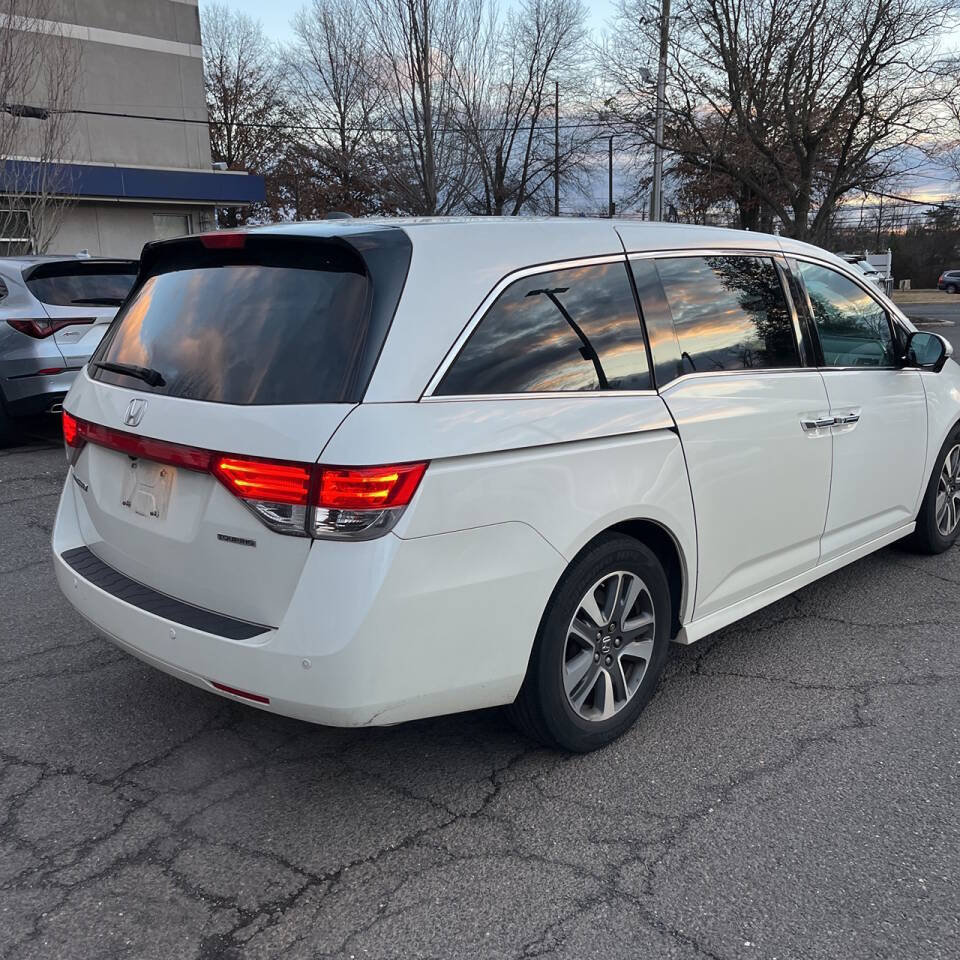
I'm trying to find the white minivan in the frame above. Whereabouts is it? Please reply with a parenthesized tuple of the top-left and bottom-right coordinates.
(53, 219, 959, 751)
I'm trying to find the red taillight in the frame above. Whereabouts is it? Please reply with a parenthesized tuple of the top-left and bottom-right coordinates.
(62, 410, 80, 447)
(79, 419, 213, 471)
(316, 463, 427, 510)
(200, 231, 246, 249)
(209, 681, 269, 704)
(63, 414, 428, 539)
(7, 318, 95, 339)
(212, 456, 313, 506)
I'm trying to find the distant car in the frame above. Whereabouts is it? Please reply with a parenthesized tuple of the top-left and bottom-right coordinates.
(938, 270, 960, 293)
(841, 255, 885, 290)
(0, 255, 138, 444)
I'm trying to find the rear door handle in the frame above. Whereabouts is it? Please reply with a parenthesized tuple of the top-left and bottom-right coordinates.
(834, 411, 860, 426)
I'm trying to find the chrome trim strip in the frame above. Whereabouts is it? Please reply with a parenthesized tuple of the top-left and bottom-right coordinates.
(657, 367, 815, 393)
(421, 253, 628, 398)
(422, 389, 659, 403)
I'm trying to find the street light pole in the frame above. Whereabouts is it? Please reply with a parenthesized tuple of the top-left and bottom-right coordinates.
(651, 0, 670, 222)
(608, 135, 614, 218)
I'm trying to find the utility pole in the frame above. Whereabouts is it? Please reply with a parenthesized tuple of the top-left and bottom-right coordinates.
(554, 80, 560, 217)
(651, 0, 670, 222)
(608, 136, 615, 217)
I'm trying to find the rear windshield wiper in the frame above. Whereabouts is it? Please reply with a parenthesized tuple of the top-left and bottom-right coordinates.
(70, 297, 126, 306)
(90, 360, 166, 388)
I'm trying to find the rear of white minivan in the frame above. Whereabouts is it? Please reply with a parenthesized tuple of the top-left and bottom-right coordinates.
(51, 225, 450, 724)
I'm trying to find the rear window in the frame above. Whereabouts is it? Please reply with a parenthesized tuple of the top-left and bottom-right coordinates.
(91, 231, 411, 405)
(25, 261, 138, 306)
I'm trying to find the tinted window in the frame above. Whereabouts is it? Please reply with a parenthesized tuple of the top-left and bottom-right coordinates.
(25, 262, 137, 306)
(92, 231, 411, 405)
(797, 261, 895, 367)
(436, 262, 650, 395)
(655, 256, 799, 372)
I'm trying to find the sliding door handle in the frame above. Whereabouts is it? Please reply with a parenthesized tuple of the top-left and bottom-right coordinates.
(801, 416, 836, 431)
(834, 411, 860, 425)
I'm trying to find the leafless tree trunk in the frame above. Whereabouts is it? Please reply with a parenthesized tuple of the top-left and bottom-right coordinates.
(454, 0, 592, 215)
(201, 2, 288, 225)
(0, 0, 81, 253)
(605, 0, 955, 241)
(361, 0, 473, 214)
(287, 0, 384, 215)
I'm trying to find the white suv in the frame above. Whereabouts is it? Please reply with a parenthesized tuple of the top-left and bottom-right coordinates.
(52, 220, 959, 751)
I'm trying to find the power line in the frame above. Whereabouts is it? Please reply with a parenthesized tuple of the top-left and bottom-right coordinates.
(63, 105, 633, 136)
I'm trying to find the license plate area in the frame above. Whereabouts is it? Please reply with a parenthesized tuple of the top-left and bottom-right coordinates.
(120, 459, 174, 521)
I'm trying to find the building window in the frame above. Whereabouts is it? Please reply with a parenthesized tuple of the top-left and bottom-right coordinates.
(153, 213, 191, 241)
(0, 210, 31, 255)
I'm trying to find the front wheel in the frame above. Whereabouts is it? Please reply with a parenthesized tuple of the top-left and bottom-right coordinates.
(507, 535, 671, 752)
(908, 425, 960, 554)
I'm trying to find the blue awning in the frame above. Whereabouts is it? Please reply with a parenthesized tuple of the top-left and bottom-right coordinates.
(1, 160, 266, 205)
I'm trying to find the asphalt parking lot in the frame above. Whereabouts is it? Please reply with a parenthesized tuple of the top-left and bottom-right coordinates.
(2, 376, 959, 960)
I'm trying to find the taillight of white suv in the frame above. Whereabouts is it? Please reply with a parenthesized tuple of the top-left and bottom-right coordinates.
(63, 411, 427, 540)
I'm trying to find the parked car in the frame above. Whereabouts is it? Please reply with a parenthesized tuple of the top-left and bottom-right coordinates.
(52, 220, 959, 751)
(938, 269, 960, 293)
(843, 256, 885, 290)
(0, 254, 138, 443)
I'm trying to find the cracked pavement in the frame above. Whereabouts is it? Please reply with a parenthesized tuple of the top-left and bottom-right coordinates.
(1, 423, 958, 960)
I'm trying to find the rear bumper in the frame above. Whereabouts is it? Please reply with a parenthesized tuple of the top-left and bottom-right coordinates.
(53, 473, 566, 726)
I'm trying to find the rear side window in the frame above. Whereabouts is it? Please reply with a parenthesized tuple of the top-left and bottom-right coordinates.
(655, 255, 799, 373)
(435, 262, 650, 395)
(25, 261, 137, 306)
(92, 231, 411, 405)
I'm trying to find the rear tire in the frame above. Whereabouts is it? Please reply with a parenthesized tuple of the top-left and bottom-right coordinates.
(0, 391, 18, 448)
(507, 534, 671, 752)
(907, 423, 960, 554)
(947, 284, 958, 294)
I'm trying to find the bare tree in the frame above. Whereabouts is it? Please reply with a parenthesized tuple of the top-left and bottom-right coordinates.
(606, 0, 955, 240)
(361, 0, 473, 214)
(454, 0, 592, 215)
(0, 1, 81, 253)
(201, 2, 288, 224)
(287, 0, 384, 214)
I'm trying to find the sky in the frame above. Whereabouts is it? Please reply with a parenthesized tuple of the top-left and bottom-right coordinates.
(204, 0, 617, 40)
(204, 0, 956, 208)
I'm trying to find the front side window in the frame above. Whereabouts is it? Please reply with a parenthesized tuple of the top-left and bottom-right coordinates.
(435, 262, 650, 395)
(655, 256, 799, 373)
(797, 261, 895, 367)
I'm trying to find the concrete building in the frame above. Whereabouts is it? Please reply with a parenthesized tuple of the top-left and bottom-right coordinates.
(2, 0, 265, 258)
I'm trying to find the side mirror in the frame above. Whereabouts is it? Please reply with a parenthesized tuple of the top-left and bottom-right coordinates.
(905, 330, 952, 373)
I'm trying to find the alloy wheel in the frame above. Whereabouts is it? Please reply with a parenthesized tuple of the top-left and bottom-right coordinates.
(562, 570, 656, 722)
(936, 444, 960, 537)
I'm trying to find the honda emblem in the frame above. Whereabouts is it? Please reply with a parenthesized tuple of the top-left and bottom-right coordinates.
(123, 398, 147, 427)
